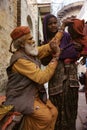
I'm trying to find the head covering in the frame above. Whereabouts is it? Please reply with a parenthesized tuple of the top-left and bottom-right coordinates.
(69, 18, 87, 55)
(10, 26, 30, 40)
(9, 26, 30, 53)
(43, 14, 57, 43)
(71, 19, 85, 36)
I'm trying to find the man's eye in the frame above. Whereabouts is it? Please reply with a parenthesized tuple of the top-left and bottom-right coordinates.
(29, 39, 32, 40)
(28, 37, 33, 40)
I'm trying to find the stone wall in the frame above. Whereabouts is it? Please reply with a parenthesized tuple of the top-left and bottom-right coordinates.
(27, 0, 38, 44)
(1, 1, 82, 94)
(0, 0, 39, 94)
(0, 0, 17, 93)
(19, 0, 38, 43)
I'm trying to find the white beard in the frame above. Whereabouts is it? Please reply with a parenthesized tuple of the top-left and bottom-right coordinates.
(25, 43, 38, 56)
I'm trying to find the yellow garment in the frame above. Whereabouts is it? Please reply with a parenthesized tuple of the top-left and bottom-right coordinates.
(37, 31, 63, 58)
(13, 59, 57, 84)
(12, 58, 57, 84)
(20, 99, 58, 130)
(11, 31, 63, 130)
(48, 31, 64, 46)
(12, 43, 58, 85)
(0, 105, 13, 120)
(55, 31, 64, 45)
(37, 44, 52, 59)
(12, 30, 63, 84)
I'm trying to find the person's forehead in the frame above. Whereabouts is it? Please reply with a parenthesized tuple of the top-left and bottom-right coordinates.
(25, 33, 32, 39)
(48, 17, 57, 22)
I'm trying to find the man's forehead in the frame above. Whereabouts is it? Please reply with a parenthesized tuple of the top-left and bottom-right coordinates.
(25, 33, 33, 39)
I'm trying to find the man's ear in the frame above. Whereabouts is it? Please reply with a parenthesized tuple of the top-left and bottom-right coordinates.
(21, 43, 24, 48)
(20, 43, 25, 48)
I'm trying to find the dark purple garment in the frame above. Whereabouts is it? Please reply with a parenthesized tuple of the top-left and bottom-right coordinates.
(59, 32, 79, 59)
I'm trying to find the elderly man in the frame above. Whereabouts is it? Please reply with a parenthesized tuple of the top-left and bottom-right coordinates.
(2, 26, 64, 130)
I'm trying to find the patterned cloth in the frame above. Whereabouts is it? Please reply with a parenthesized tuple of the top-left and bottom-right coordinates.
(49, 61, 79, 130)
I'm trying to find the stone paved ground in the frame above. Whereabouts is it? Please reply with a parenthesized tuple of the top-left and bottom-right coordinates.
(76, 92, 87, 130)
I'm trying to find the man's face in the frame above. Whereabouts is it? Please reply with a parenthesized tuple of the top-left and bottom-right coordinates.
(24, 34, 38, 56)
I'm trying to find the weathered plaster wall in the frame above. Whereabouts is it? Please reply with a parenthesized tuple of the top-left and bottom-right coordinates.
(0, 0, 17, 93)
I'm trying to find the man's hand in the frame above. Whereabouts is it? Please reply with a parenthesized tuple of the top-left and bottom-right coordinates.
(49, 38, 60, 54)
(49, 38, 61, 60)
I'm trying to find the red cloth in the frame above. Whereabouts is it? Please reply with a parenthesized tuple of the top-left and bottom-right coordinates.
(2, 112, 21, 130)
(0, 96, 6, 105)
(83, 23, 87, 35)
(10, 26, 30, 40)
(72, 19, 85, 36)
(70, 19, 87, 55)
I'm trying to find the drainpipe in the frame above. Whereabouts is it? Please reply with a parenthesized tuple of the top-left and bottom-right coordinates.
(17, 0, 21, 26)
(38, 7, 40, 46)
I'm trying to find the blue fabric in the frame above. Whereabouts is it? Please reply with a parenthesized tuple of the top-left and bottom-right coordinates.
(86, 58, 87, 68)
